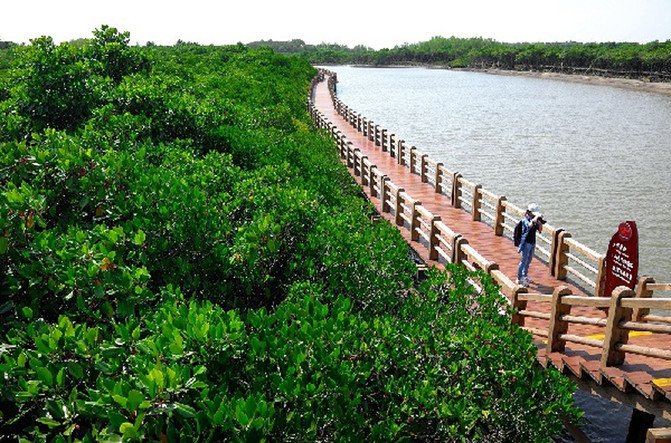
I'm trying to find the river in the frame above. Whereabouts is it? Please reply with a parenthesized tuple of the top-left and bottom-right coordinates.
(326, 65, 671, 442)
(327, 65, 671, 288)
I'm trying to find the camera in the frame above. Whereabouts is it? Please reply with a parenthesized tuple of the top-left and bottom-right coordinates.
(539, 217, 547, 225)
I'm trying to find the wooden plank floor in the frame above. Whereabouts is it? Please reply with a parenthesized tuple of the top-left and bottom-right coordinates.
(313, 75, 671, 413)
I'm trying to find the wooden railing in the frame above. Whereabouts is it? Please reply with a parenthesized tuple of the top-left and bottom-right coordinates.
(322, 70, 611, 296)
(511, 280, 671, 369)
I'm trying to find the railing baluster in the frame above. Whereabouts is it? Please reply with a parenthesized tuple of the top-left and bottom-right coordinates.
(411, 201, 421, 241)
(452, 173, 463, 208)
(381, 176, 390, 212)
(594, 255, 606, 297)
(429, 215, 442, 260)
(472, 184, 482, 221)
(395, 189, 405, 226)
(601, 287, 634, 367)
(494, 196, 506, 236)
(454, 236, 468, 264)
(420, 154, 428, 183)
(555, 231, 572, 280)
(434, 163, 444, 193)
(546, 286, 572, 353)
(633, 276, 655, 321)
(369, 165, 377, 196)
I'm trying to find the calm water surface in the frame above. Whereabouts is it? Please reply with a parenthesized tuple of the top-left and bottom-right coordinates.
(330, 66, 671, 284)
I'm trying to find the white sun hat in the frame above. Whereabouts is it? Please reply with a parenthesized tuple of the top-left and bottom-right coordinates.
(527, 203, 541, 216)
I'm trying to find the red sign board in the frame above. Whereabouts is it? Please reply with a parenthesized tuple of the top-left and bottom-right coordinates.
(603, 221, 639, 297)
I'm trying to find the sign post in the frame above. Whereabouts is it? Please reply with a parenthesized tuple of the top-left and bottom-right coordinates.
(603, 221, 639, 297)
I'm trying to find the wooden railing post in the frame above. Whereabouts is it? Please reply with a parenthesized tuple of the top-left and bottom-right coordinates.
(354, 150, 363, 177)
(595, 255, 607, 297)
(389, 134, 396, 157)
(646, 428, 671, 443)
(546, 286, 572, 354)
(548, 228, 563, 277)
(360, 155, 369, 181)
(395, 189, 405, 226)
(554, 231, 572, 280)
(362, 117, 368, 136)
(381, 129, 388, 152)
(346, 142, 354, 168)
(374, 125, 381, 146)
(633, 276, 655, 321)
(453, 236, 467, 264)
(429, 215, 442, 260)
(409, 147, 417, 174)
(434, 163, 444, 194)
(494, 196, 506, 236)
(381, 176, 390, 212)
(510, 286, 529, 327)
(410, 201, 421, 241)
(369, 165, 378, 196)
(368, 121, 375, 141)
(398, 140, 405, 165)
(420, 155, 429, 183)
(601, 286, 634, 367)
(361, 158, 370, 185)
(452, 173, 463, 208)
(472, 184, 483, 221)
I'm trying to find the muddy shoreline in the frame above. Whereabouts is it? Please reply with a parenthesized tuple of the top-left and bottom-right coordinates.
(463, 68, 671, 96)
(331, 63, 671, 96)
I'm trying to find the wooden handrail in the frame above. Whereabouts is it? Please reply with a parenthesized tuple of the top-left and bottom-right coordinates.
(648, 283, 671, 291)
(519, 292, 553, 303)
(622, 298, 671, 310)
(416, 204, 435, 221)
(564, 237, 603, 262)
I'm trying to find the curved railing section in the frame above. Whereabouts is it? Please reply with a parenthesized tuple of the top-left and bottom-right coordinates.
(307, 69, 671, 398)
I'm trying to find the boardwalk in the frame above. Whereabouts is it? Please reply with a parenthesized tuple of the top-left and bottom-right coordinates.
(311, 73, 671, 422)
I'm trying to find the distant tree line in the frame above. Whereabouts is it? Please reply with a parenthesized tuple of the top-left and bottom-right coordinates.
(247, 36, 671, 81)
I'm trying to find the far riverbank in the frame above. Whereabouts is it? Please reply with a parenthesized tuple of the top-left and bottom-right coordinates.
(466, 68, 671, 96)
(324, 63, 671, 96)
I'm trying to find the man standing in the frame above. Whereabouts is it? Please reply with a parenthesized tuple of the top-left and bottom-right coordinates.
(517, 203, 544, 288)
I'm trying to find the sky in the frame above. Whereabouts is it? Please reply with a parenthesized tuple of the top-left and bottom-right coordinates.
(1, 0, 670, 49)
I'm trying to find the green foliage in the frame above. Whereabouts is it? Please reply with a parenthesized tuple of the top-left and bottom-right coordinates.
(0, 28, 580, 441)
(2, 26, 150, 134)
(273, 36, 671, 80)
(8, 36, 105, 131)
(88, 25, 150, 83)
